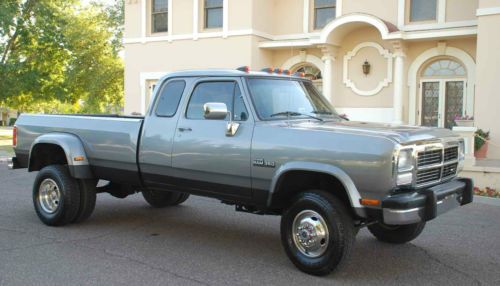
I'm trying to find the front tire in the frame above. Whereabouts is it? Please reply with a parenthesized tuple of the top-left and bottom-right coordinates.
(33, 165, 81, 226)
(142, 190, 189, 208)
(280, 190, 355, 276)
(367, 221, 426, 244)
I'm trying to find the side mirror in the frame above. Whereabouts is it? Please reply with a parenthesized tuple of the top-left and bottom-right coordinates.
(203, 102, 228, 120)
(202, 102, 240, 137)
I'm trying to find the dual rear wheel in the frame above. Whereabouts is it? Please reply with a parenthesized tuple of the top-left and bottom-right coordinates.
(33, 165, 190, 226)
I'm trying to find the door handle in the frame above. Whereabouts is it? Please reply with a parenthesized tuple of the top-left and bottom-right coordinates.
(178, 127, 192, 132)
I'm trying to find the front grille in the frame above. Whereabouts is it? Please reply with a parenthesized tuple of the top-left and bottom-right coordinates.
(417, 149, 442, 167)
(444, 147, 458, 162)
(416, 167, 441, 185)
(414, 143, 460, 187)
(443, 163, 458, 178)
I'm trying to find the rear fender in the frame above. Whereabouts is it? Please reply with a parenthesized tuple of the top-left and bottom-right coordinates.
(29, 133, 94, 179)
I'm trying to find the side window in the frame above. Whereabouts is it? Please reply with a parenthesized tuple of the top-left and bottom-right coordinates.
(155, 80, 186, 117)
(186, 81, 248, 121)
(233, 84, 248, 121)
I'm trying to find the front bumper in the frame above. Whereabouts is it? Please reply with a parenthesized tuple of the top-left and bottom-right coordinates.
(382, 178, 473, 225)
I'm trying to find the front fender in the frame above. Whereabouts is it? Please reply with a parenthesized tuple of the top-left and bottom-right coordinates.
(29, 133, 93, 179)
(267, 161, 366, 217)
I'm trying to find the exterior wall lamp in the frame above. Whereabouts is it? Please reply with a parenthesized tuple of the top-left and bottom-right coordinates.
(362, 60, 371, 76)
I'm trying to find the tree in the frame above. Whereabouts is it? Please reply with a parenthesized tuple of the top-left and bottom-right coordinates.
(0, 0, 124, 114)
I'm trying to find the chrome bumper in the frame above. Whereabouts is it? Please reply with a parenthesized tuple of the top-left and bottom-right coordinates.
(382, 178, 473, 225)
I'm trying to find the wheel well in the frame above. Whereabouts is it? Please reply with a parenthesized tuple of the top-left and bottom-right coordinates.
(270, 171, 353, 212)
(29, 143, 68, 172)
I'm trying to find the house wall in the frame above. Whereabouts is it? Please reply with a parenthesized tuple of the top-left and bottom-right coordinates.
(475, 0, 500, 159)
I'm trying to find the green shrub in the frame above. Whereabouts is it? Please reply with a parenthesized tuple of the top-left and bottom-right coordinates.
(474, 129, 490, 151)
(8, 118, 16, 126)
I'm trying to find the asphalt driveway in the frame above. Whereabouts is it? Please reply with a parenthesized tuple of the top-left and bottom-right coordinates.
(0, 163, 499, 286)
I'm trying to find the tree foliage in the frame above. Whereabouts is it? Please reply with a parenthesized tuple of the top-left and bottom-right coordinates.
(0, 0, 124, 114)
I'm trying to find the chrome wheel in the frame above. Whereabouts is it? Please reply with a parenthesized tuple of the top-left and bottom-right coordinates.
(292, 210, 329, 258)
(38, 178, 61, 214)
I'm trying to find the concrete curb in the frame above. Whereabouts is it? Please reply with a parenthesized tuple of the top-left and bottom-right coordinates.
(474, 195, 500, 206)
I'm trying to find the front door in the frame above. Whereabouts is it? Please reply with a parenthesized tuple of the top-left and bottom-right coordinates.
(171, 78, 253, 200)
(420, 79, 466, 128)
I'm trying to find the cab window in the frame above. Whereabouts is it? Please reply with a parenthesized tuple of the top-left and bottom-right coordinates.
(186, 81, 248, 121)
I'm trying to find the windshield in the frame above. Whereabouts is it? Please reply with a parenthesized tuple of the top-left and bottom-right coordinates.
(246, 78, 339, 121)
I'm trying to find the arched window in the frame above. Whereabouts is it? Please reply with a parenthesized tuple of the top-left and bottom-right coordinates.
(420, 58, 467, 129)
(422, 59, 466, 77)
(294, 64, 323, 92)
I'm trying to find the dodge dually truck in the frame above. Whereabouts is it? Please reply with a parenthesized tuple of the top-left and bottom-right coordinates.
(9, 68, 473, 276)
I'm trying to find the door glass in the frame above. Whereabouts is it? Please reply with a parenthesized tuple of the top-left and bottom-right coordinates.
(445, 81, 464, 129)
(421, 82, 440, 127)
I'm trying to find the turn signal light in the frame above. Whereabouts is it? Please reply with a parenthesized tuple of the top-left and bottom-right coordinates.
(360, 199, 381, 206)
(237, 66, 250, 73)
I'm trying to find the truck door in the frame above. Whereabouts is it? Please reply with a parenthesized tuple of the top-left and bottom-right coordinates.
(171, 78, 253, 199)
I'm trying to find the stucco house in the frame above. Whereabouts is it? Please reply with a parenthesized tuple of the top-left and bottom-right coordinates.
(123, 0, 500, 162)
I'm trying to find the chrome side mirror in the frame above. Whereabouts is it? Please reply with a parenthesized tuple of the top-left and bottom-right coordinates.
(203, 102, 240, 136)
(203, 102, 228, 120)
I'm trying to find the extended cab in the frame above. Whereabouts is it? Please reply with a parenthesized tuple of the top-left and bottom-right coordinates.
(9, 69, 473, 276)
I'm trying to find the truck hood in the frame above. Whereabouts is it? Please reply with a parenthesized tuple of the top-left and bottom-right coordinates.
(287, 120, 460, 144)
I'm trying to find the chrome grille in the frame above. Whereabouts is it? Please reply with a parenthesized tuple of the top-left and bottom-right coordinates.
(416, 167, 441, 185)
(443, 163, 458, 178)
(444, 147, 458, 162)
(417, 149, 442, 167)
(414, 142, 460, 187)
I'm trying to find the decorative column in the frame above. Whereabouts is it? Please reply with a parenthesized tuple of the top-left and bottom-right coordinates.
(392, 41, 406, 124)
(318, 45, 338, 103)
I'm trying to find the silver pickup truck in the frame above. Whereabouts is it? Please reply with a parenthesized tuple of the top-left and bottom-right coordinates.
(9, 68, 473, 276)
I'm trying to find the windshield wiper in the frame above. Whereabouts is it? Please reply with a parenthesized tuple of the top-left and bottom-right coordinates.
(270, 111, 323, 121)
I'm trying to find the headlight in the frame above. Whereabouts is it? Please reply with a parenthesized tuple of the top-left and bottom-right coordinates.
(458, 141, 465, 172)
(396, 148, 414, 186)
(398, 149, 414, 172)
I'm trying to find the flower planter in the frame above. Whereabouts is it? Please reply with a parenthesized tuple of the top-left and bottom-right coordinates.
(455, 120, 474, 127)
(474, 142, 489, 159)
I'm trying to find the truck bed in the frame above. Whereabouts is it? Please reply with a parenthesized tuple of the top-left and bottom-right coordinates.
(14, 114, 144, 184)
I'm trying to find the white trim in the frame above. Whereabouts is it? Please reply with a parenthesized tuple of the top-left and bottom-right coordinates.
(319, 13, 391, 44)
(141, 0, 146, 41)
(281, 54, 325, 75)
(223, 0, 229, 38)
(397, 0, 405, 29)
(168, 0, 173, 41)
(343, 42, 393, 97)
(303, 0, 310, 34)
(387, 26, 477, 40)
(336, 0, 342, 18)
(335, 107, 395, 123)
(408, 45, 476, 125)
(193, 0, 199, 40)
(401, 20, 477, 31)
(140, 72, 170, 114)
(477, 7, 500, 16)
(438, 0, 446, 23)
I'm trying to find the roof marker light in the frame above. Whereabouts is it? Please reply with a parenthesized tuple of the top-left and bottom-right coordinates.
(293, 72, 305, 77)
(283, 70, 291, 75)
(261, 67, 273, 73)
(237, 66, 250, 73)
(274, 68, 283, 74)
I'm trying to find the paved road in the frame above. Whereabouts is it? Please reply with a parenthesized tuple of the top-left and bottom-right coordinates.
(0, 163, 499, 286)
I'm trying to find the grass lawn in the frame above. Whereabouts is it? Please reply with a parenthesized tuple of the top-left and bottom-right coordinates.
(0, 129, 13, 157)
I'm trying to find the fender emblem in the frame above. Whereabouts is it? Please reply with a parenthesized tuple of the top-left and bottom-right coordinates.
(253, 158, 276, 168)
